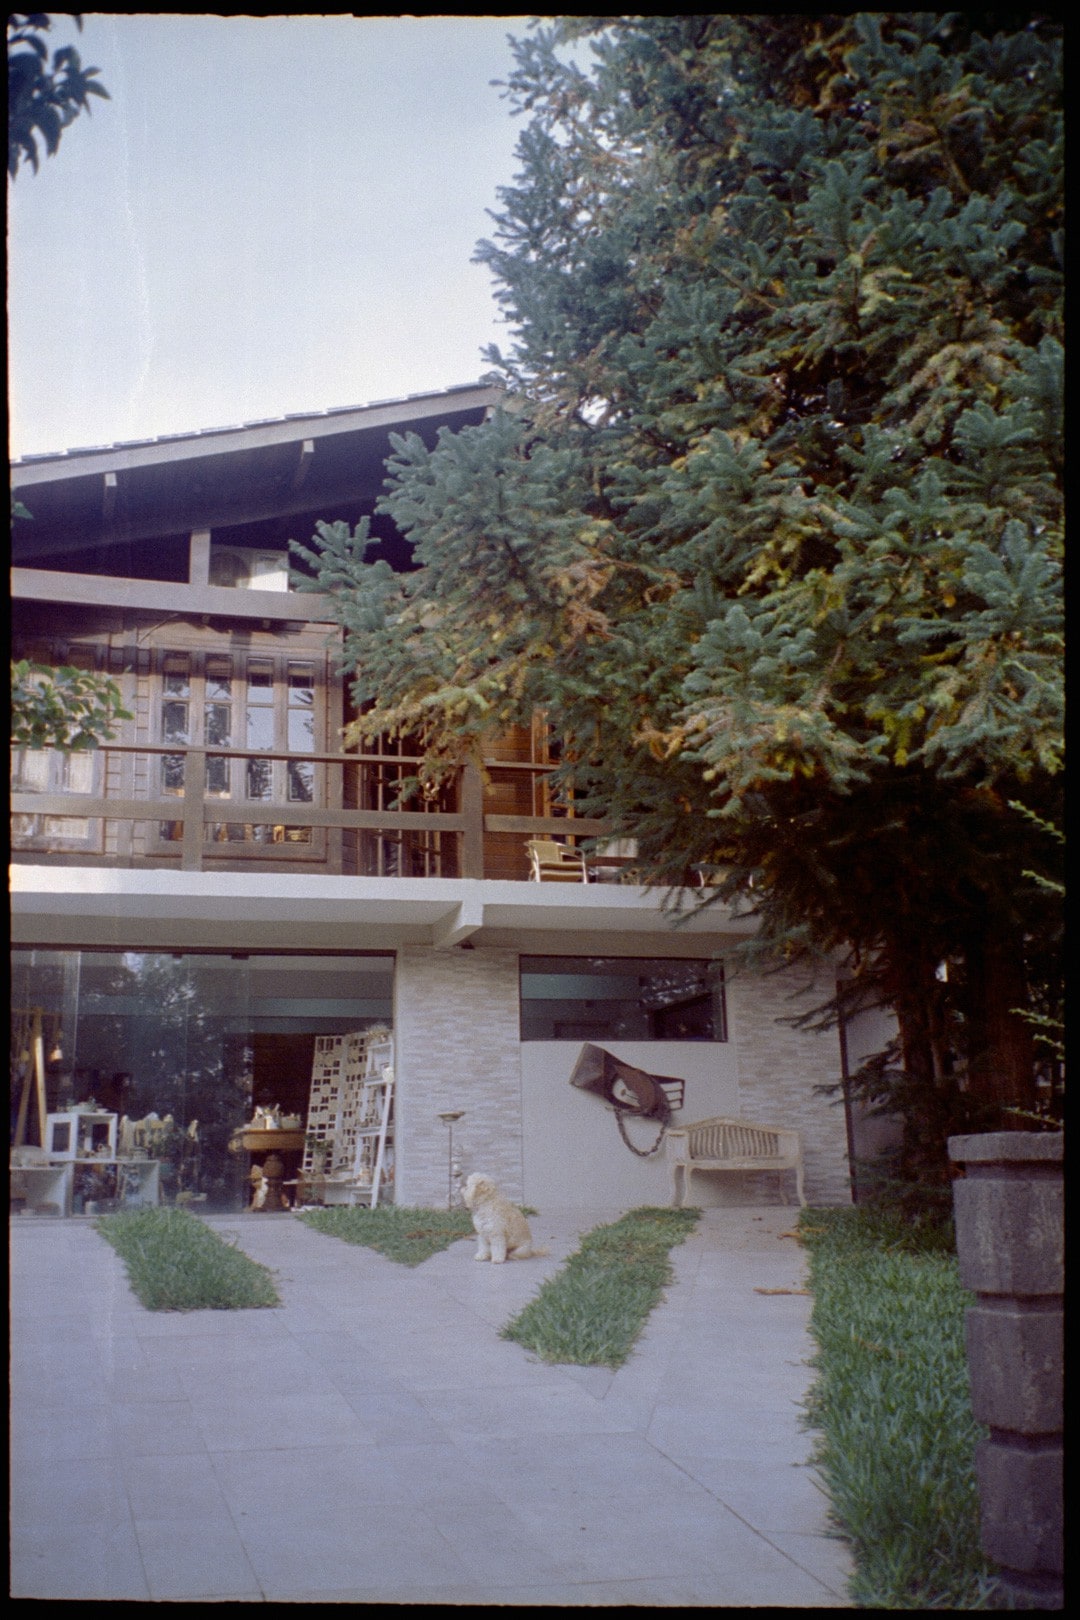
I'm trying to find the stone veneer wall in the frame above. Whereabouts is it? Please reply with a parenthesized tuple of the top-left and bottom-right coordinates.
(726, 962, 853, 1206)
(393, 945, 523, 1206)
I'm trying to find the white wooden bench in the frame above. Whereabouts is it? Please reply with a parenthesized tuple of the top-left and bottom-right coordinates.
(668, 1117, 806, 1208)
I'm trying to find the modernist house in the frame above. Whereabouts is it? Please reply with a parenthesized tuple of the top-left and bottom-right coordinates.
(11, 383, 869, 1214)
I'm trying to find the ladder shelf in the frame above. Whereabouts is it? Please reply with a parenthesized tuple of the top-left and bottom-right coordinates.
(301, 1029, 394, 1208)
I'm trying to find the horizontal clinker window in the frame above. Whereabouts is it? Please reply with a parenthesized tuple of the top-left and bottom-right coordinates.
(520, 956, 726, 1043)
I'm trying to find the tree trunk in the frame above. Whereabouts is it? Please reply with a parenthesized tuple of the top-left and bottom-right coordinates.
(884, 946, 957, 1185)
(963, 924, 1038, 1122)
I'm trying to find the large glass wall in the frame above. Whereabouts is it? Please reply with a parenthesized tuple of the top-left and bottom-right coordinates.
(11, 950, 393, 1212)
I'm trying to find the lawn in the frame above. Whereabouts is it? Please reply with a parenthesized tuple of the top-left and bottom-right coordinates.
(96, 1206, 280, 1310)
(799, 1206, 1000, 1609)
(295, 1202, 475, 1265)
(500, 1205, 699, 1367)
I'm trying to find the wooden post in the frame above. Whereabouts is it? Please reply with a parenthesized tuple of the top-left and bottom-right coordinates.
(460, 762, 485, 879)
(181, 748, 207, 870)
(13, 1008, 41, 1148)
(32, 1009, 49, 1149)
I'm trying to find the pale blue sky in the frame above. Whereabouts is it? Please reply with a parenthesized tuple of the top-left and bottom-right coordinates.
(7, 14, 542, 458)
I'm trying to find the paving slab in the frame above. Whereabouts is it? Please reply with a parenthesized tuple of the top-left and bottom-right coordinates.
(9, 1205, 853, 1604)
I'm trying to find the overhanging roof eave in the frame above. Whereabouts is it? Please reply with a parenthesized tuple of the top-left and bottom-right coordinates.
(10, 381, 504, 489)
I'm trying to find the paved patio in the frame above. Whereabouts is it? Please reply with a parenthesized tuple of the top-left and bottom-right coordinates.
(9, 1204, 853, 1604)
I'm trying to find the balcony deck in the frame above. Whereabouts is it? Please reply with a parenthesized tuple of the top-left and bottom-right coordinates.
(10, 742, 623, 881)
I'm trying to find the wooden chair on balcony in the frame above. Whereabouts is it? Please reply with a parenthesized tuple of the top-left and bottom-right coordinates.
(526, 838, 589, 882)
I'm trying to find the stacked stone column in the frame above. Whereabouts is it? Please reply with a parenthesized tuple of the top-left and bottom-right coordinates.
(948, 1132, 1063, 1610)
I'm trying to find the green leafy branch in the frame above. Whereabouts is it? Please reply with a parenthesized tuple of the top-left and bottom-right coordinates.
(8, 12, 109, 178)
(11, 658, 133, 751)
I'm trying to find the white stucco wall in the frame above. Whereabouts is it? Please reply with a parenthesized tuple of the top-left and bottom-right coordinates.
(520, 1040, 739, 1206)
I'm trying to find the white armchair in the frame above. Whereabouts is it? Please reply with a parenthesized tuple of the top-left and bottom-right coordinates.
(526, 838, 588, 882)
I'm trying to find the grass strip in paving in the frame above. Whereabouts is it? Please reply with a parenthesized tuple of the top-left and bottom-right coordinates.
(296, 1203, 474, 1266)
(500, 1205, 699, 1368)
(96, 1206, 280, 1310)
(799, 1206, 999, 1609)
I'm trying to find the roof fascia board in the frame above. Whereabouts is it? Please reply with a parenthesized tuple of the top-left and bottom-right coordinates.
(10, 383, 503, 489)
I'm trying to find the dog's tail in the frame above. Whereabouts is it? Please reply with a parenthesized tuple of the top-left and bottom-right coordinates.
(514, 1244, 551, 1259)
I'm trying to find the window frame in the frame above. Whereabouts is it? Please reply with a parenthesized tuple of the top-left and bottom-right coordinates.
(519, 955, 728, 1043)
(150, 647, 326, 860)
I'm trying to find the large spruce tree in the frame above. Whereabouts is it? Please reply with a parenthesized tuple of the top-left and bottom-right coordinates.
(297, 15, 1063, 1176)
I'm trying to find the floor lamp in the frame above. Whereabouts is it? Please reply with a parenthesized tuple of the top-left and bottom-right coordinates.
(437, 1111, 464, 1210)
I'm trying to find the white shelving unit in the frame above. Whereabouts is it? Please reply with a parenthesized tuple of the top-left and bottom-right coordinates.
(351, 1035, 395, 1209)
(301, 1029, 394, 1207)
(11, 1153, 160, 1217)
(45, 1110, 118, 1161)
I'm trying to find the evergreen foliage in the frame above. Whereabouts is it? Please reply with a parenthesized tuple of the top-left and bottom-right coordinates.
(296, 16, 1063, 1181)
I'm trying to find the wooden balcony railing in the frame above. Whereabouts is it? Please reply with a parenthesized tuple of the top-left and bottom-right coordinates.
(10, 743, 615, 879)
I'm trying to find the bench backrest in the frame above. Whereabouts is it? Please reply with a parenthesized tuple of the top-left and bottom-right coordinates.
(686, 1118, 792, 1163)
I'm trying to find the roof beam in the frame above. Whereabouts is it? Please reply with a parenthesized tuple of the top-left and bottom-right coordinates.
(11, 566, 335, 624)
(291, 438, 315, 492)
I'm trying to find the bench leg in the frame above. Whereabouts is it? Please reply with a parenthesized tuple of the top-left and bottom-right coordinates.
(671, 1163, 685, 1209)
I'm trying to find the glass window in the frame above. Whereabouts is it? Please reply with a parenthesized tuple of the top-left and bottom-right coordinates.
(10, 949, 393, 1213)
(10, 646, 106, 850)
(286, 664, 315, 807)
(152, 649, 323, 848)
(205, 657, 233, 798)
(160, 653, 191, 801)
(12, 747, 100, 847)
(520, 956, 726, 1041)
(245, 660, 275, 762)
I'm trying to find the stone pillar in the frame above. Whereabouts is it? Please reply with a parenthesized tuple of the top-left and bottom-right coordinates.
(948, 1132, 1063, 1610)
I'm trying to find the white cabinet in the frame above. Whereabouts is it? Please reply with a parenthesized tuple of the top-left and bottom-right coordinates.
(71, 1158, 161, 1213)
(10, 1154, 160, 1216)
(45, 1110, 118, 1161)
(11, 1159, 74, 1217)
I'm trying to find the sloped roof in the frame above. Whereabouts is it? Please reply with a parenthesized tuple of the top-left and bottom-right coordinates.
(11, 381, 502, 557)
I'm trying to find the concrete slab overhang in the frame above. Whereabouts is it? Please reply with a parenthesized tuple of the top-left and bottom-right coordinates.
(10, 866, 758, 955)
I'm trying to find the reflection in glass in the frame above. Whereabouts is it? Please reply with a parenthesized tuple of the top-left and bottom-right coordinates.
(519, 956, 726, 1041)
(161, 655, 189, 815)
(245, 756, 273, 801)
(288, 709, 314, 752)
(164, 670, 190, 698)
(246, 707, 274, 752)
(247, 663, 273, 700)
(288, 760, 314, 802)
(9, 950, 394, 1212)
(206, 703, 231, 796)
(206, 658, 232, 702)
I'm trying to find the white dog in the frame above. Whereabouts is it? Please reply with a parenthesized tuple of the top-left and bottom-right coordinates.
(461, 1173, 549, 1263)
